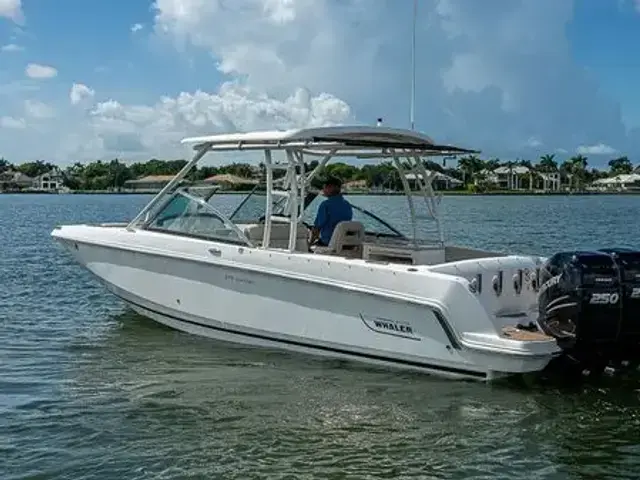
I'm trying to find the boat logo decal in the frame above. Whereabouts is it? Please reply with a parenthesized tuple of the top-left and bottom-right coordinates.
(360, 314, 421, 341)
(538, 274, 561, 297)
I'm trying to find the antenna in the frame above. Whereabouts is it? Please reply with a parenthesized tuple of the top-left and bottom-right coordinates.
(410, 0, 417, 130)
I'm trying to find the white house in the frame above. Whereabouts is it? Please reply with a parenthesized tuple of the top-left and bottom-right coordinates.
(538, 172, 562, 192)
(32, 168, 65, 191)
(404, 171, 463, 190)
(591, 173, 640, 191)
(488, 165, 531, 190)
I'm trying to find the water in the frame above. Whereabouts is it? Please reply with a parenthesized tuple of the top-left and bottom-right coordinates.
(1, 193, 640, 479)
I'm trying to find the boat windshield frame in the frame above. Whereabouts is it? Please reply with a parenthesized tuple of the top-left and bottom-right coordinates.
(127, 126, 478, 252)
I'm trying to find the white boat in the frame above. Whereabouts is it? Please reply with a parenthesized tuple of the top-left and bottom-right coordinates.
(52, 126, 563, 381)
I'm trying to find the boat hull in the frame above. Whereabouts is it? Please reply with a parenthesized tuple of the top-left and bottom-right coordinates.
(52, 226, 557, 381)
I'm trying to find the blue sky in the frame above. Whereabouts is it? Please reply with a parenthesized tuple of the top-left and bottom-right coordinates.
(1, 0, 640, 168)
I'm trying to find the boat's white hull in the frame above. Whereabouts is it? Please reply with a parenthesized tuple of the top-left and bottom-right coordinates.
(52, 225, 560, 381)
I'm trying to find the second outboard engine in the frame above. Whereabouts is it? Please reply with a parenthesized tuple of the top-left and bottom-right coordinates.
(537, 251, 623, 373)
(599, 248, 640, 358)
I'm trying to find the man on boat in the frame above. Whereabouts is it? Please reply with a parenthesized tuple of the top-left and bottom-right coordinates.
(309, 176, 353, 247)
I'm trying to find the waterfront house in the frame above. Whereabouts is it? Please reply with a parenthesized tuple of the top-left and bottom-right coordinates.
(0, 170, 34, 190)
(486, 165, 532, 190)
(32, 168, 64, 191)
(343, 179, 368, 192)
(124, 174, 176, 192)
(591, 173, 640, 191)
(203, 174, 258, 189)
(537, 172, 562, 192)
(404, 171, 463, 190)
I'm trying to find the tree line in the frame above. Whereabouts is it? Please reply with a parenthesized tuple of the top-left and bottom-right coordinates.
(0, 153, 638, 192)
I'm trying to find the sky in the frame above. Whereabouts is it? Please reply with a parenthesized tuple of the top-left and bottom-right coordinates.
(1, 0, 640, 168)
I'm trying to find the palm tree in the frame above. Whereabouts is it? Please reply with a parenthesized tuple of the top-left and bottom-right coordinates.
(457, 155, 485, 185)
(561, 155, 588, 191)
(538, 154, 558, 173)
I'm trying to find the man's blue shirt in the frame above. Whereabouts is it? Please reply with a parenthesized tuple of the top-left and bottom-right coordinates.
(314, 194, 353, 245)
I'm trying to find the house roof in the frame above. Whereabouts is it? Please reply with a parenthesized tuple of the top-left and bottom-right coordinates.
(0, 170, 34, 182)
(404, 171, 463, 184)
(203, 174, 258, 185)
(493, 165, 531, 174)
(593, 173, 640, 185)
(125, 174, 176, 184)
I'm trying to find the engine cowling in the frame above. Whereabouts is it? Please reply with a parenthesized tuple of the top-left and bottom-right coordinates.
(537, 248, 640, 372)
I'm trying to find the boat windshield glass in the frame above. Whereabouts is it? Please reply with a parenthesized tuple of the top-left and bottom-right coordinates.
(302, 194, 405, 238)
(229, 185, 290, 223)
(146, 190, 251, 245)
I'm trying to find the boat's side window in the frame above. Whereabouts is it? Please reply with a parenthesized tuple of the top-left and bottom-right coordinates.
(146, 192, 249, 245)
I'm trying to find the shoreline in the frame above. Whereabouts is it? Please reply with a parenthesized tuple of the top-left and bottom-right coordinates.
(2, 189, 640, 196)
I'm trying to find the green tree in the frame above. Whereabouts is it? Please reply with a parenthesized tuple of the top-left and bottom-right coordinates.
(608, 156, 633, 175)
(0, 158, 12, 173)
(457, 155, 485, 185)
(16, 160, 55, 177)
(537, 154, 558, 173)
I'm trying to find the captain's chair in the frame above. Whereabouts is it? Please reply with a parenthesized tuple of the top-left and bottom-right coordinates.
(314, 221, 365, 258)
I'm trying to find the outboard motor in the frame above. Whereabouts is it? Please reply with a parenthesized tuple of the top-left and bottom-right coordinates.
(537, 251, 624, 373)
(599, 248, 640, 358)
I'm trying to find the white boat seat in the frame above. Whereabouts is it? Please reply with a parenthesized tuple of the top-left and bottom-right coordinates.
(243, 222, 308, 251)
(315, 221, 365, 258)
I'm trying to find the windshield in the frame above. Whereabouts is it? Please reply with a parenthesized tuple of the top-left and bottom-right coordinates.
(145, 190, 252, 245)
(229, 185, 291, 223)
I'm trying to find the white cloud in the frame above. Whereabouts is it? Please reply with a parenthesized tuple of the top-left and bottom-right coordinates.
(73, 82, 351, 158)
(576, 143, 618, 155)
(131, 23, 144, 33)
(2, 0, 640, 164)
(0, 116, 26, 129)
(25, 63, 58, 79)
(151, 0, 635, 159)
(1, 43, 23, 52)
(70, 83, 95, 106)
(0, 0, 24, 24)
(24, 99, 55, 119)
(526, 137, 543, 148)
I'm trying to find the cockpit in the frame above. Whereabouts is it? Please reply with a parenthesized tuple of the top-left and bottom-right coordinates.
(144, 183, 410, 256)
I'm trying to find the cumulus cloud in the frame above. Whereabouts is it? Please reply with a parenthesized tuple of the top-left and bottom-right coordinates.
(151, 0, 636, 159)
(576, 143, 618, 155)
(76, 82, 351, 158)
(0, 116, 26, 129)
(25, 63, 58, 79)
(131, 23, 144, 33)
(3, 0, 639, 164)
(1, 43, 23, 52)
(24, 99, 55, 119)
(70, 83, 95, 106)
(0, 0, 23, 24)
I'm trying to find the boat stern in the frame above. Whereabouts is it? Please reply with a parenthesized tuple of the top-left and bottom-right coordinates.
(427, 254, 563, 375)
